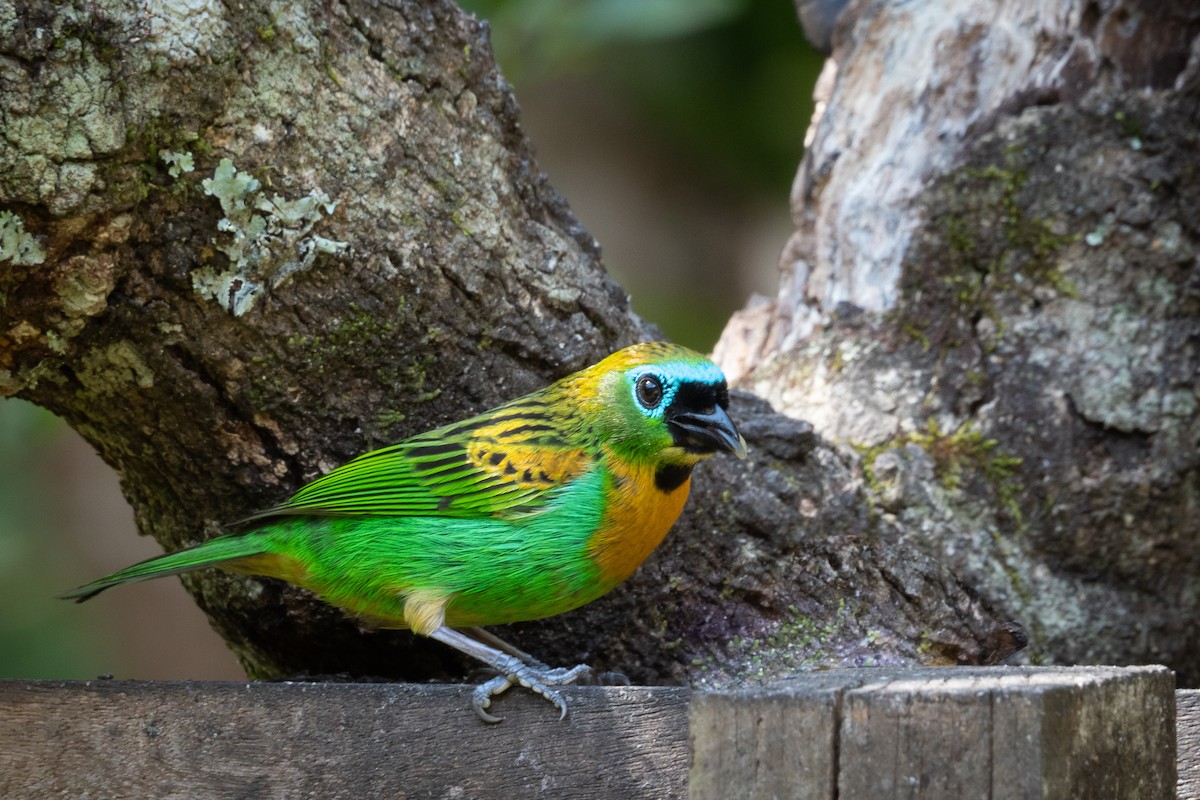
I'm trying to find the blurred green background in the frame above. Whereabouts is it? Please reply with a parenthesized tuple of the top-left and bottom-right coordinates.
(0, 0, 822, 680)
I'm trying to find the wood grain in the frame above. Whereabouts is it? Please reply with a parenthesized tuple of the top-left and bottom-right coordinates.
(690, 666, 1177, 800)
(0, 681, 690, 800)
(2, 667, 1186, 799)
(1180, 690, 1200, 800)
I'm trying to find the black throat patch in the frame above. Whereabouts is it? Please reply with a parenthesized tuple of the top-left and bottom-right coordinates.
(654, 462, 693, 493)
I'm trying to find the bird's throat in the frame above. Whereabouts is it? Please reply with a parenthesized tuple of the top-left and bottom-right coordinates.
(588, 455, 692, 586)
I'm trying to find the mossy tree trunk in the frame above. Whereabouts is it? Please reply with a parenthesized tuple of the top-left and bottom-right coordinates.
(2, 0, 1022, 686)
(718, 0, 1200, 683)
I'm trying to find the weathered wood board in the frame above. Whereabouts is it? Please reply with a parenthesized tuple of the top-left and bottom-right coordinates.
(0, 681, 690, 800)
(689, 666, 1177, 800)
(1179, 689, 1200, 800)
(0, 666, 1183, 799)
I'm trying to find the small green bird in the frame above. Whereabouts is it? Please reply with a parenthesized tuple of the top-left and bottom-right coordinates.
(62, 342, 747, 721)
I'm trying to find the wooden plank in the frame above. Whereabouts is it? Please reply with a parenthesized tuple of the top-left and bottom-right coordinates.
(689, 672, 850, 800)
(0, 680, 690, 800)
(1180, 689, 1200, 800)
(690, 666, 1176, 800)
(990, 666, 1176, 800)
(839, 666, 1176, 800)
(2, 668, 1182, 799)
(840, 671, 994, 798)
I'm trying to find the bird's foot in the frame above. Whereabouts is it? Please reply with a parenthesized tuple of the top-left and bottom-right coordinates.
(430, 626, 608, 723)
(472, 661, 593, 724)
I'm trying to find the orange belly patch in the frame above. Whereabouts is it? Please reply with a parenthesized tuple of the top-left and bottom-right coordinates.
(587, 451, 692, 585)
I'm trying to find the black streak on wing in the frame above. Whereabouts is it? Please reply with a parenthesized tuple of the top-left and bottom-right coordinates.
(405, 441, 463, 459)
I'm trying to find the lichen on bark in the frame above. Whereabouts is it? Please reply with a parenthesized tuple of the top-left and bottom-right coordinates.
(1, 0, 651, 679)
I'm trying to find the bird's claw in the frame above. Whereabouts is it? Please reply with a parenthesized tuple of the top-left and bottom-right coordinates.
(473, 675, 514, 724)
(471, 662, 593, 723)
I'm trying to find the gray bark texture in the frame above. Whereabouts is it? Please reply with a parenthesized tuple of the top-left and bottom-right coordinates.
(4, 0, 1023, 686)
(719, 0, 1200, 683)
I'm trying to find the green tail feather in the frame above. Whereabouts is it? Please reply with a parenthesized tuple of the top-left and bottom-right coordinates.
(58, 533, 270, 603)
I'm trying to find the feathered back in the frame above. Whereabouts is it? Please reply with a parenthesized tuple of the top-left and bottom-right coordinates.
(241, 342, 725, 524)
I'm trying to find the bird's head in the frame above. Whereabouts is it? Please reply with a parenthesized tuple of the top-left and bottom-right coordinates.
(568, 342, 748, 474)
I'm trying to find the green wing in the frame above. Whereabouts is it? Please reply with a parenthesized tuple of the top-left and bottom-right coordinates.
(243, 402, 594, 523)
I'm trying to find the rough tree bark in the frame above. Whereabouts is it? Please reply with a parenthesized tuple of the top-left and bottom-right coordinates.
(2, 0, 1021, 687)
(717, 0, 1200, 684)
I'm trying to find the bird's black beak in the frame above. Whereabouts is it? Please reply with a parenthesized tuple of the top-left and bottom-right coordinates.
(668, 404, 749, 459)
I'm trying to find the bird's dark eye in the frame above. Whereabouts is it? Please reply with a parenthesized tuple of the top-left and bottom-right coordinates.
(635, 374, 664, 409)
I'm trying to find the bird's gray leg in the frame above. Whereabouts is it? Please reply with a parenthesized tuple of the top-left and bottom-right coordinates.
(459, 626, 549, 667)
(459, 626, 629, 687)
(429, 626, 591, 723)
